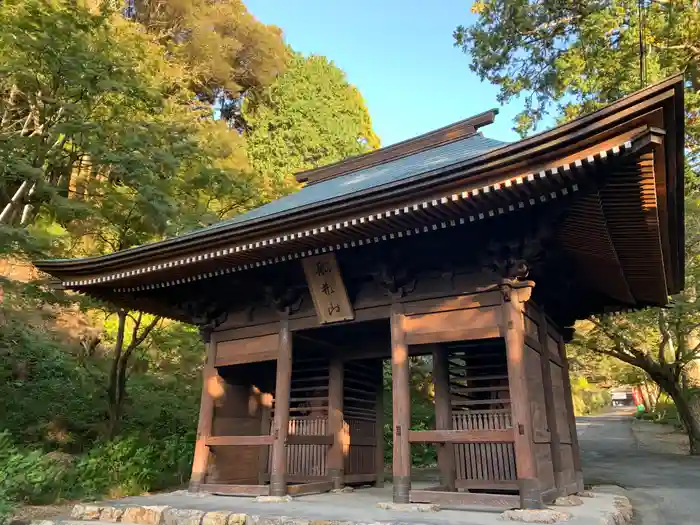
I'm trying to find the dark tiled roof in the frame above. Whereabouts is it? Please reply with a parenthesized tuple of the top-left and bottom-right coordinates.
(189, 133, 508, 237)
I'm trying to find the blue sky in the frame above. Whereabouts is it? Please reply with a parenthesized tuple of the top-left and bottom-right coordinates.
(244, 0, 534, 147)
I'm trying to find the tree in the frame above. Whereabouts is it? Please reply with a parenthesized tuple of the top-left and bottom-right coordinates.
(126, 0, 287, 128)
(457, 0, 700, 453)
(243, 53, 380, 200)
(0, 0, 268, 436)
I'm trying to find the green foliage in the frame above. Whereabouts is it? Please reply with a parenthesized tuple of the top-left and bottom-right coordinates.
(570, 377, 612, 416)
(460, 0, 700, 454)
(244, 53, 380, 199)
(0, 0, 381, 514)
(457, 0, 700, 154)
(382, 358, 438, 468)
(0, 432, 69, 524)
(68, 433, 194, 499)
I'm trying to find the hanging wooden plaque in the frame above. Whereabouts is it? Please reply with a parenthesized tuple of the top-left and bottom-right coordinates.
(302, 253, 355, 324)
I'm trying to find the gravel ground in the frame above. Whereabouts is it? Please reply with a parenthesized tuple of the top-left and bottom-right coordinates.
(631, 418, 689, 455)
(578, 410, 700, 525)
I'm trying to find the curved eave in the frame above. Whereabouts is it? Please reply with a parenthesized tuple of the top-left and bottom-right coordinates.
(35, 75, 685, 297)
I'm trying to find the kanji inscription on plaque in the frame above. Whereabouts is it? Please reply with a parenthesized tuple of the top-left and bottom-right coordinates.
(302, 253, 354, 324)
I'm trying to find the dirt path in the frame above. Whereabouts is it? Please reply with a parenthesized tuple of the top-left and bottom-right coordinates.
(577, 411, 700, 525)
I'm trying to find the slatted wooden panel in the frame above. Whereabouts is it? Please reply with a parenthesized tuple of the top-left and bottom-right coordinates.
(525, 345, 550, 443)
(287, 417, 328, 478)
(266, 357, 331, 482)
(550, 363, 571, 444)
(559, 443, 576, 488)
(447, 340, 516, 487)
(535, 443, 555, 493)
(344, 418, 377, 475)
(453, 411, 516, 483)
(343, 360, 380, 477)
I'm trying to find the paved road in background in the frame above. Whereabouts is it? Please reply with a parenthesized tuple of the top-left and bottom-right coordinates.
(577, 411, 700, 525)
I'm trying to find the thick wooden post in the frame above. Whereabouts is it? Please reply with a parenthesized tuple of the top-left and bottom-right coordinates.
(375, 359, 385, 487)
(258, 404, 272, 485)
(189, 328, 217, 492)
(501, 282, 544, 509)
(270, 319, 292, 496)
(390, 304, 411, 503)
(327, 357, 345, 489)
(536, 311, 564, 497)
(432, 344, 456, 491)
(558, 335, 584, 492)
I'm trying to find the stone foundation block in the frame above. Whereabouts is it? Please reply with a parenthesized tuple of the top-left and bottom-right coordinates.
(253, 496, 293, 503)
(163, 508, 205, 525)
(122, 505, 169, 525)
(376, 502, 439, 512)
(100, 506, 126, 522)
(202, 512, 230, 525)
(71, 504, 103, 520)
(500, 509, 572, 523)
(553, 495, 583, 506)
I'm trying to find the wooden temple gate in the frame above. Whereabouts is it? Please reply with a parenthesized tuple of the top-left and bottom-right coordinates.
(36, 78, 685, 510)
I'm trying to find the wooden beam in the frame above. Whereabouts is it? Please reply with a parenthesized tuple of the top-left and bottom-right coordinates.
(287, 434, 334, 446)
(200, 484, 269, 496)
(432, 345, 456, 491)
(502, 282, 544, 510)
(390, 303, 411, 503)
(408, 429, 514, 443)
(258, 405, 271, 484)
(270, 319, 292, 497)
(455, 479, 519, 491)
(206, 435, 274, 446)
(287, 481, 334, 496)
(409, 489, 520, 508)
(189, 333, 217, 492)
(344, 473, 378, 483)
(536, 310, 564, 497)
(327, 358, 344, 490)
(404, 326, 501, 346)
(559, 334, 585, 492)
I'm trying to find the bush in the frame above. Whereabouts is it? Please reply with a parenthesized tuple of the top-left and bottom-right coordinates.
(67, 433, 194, 499)
(0, 432, 69, 524)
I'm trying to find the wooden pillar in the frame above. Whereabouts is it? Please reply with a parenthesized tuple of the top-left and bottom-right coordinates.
(432, 344, 456, 491)
(270, 319, 292, 496)
(390, 304, 411, 503)
(375, 359, 385, 487)
(189, 328, 217, 492)
(536, 311, 564, 497)
(258, 404, 272, 485)
(558, 335, 584, 492)
(327, 358, 345, 489)
(501, 282, 544, 509)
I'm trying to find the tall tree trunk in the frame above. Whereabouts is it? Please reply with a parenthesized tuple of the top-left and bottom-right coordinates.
(107, 310, 126, 439)
(662, 379, 700, 455)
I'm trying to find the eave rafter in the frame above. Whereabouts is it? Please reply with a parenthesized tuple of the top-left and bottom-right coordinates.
(63, 140, 640, 294)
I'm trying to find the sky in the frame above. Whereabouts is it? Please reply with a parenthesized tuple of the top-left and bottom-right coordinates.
(244, 0, 535, 147)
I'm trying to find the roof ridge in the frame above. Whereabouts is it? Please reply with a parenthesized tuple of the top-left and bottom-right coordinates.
(296, 109, 498, 186)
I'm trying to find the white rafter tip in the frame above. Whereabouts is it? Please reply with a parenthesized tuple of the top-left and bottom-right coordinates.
(527, 173, 535, 181)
